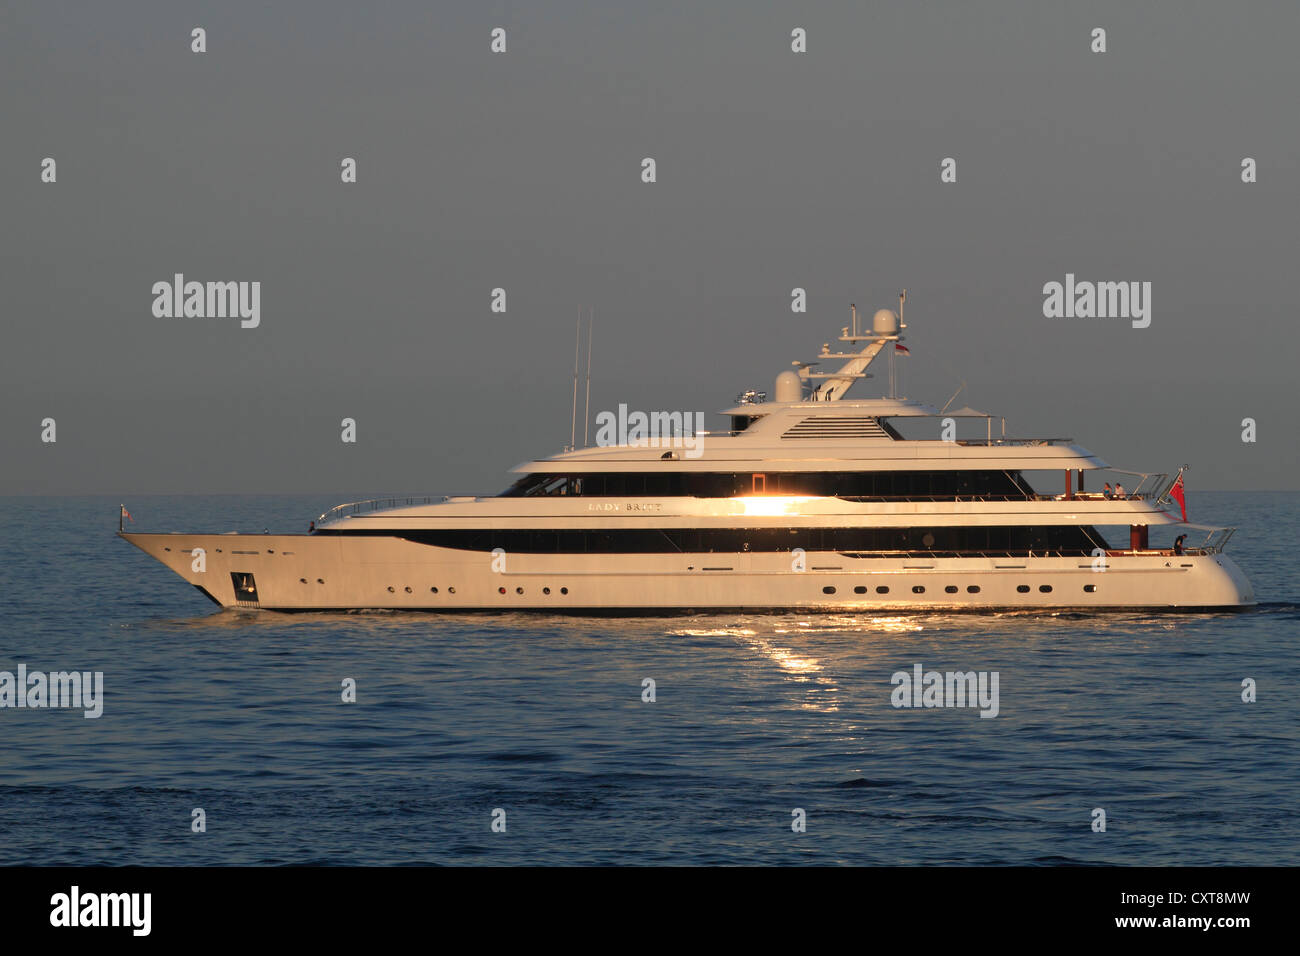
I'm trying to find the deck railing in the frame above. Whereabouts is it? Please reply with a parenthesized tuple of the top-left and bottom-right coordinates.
(838, 537, 1235, 559)
(316, 495, 476, 526)
(953, 438, 1074, 446)
(319, 488, 1178, 519)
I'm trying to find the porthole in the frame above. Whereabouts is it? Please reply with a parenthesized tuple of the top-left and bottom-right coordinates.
(317, 578, 324, 584)
(945, 585, 958, 594)
(498, 587, 506, 594)
(854, 586, 868, 595)
(1039, 585, 1053, 593)
(823, 586, 836, 595)
(912, 585, 925, 594)
(387, 586, 395, 593)
(404, 586, 412, 593)
(876, 586, 889, 594)
(516, 587, 524, 595)
(1084, 584, 1098, 593)
(543, 587, 551, 595)
(967, 585, 980, 594)
(449, 587, 456, 594)
(560, 587, 568, 595)
(430, 587, 439, 594)
(299, 578, 307, 584)
(1017, 585, 1030, 593)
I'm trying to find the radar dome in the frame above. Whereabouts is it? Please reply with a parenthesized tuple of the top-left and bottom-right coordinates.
(774, 370, 802, 403)
(872, 309, 899, 335)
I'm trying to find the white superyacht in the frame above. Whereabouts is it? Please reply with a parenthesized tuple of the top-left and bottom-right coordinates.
(121, 302, 1255, 612)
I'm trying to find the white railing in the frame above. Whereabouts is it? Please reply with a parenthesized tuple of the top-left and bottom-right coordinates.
(954, 437, 1074, 446)
(316, 495, 471, 526)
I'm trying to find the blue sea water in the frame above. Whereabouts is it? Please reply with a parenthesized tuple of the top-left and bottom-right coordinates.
(0, 492, 1295, 865)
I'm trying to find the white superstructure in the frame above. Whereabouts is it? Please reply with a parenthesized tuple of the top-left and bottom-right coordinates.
(122, 301, 1255, 612)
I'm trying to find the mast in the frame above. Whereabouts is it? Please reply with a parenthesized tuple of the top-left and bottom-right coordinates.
(582, 308, 594, 447)
(807, 299, 907, 402)
(568, 310, 580, 450)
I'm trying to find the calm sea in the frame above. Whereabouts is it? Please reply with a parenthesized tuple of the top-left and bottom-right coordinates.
(0, 492, 1295, 865)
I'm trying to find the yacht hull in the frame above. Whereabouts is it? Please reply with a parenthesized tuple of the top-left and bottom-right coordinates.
(121, 532, 1256, 612)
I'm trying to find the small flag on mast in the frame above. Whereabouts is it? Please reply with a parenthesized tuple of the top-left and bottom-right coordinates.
(1168, 471, 1187, 523)
(119, 504, 134, 532)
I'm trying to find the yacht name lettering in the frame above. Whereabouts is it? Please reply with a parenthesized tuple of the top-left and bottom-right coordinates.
(585, 502, 664, 512)
(1042, 274, 1151, 328)
(151, 273, 261, 328)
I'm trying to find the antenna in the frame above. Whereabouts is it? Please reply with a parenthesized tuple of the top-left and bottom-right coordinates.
(891, 288, 907, 399)
(851, 303, 857, 338)
(940, 380, 967, 415)
(569, 309, 581, 451)
(582, 308, 594, 447)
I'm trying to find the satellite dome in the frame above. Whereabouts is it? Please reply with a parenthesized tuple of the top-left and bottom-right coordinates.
(872, 309, 899, 335)
(774, 370, 802, 403)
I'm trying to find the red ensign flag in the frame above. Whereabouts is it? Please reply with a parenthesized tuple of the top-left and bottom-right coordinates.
(1169, 474, 1186, 523)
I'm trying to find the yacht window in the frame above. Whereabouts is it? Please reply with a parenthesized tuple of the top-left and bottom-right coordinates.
(388, 524, 1110, 556)
(498, 470, 1046, 500)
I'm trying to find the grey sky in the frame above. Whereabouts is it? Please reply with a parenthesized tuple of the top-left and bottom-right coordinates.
(2, 0, 1296, 495)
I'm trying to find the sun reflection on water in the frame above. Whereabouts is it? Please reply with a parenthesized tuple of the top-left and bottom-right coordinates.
(671, 623, 842, 711)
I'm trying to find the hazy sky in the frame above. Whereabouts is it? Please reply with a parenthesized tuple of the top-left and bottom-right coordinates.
(3, 0, 1296, 495)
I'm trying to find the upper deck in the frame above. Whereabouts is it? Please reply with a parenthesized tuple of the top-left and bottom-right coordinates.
(511, 398, 1109, 474)
(315, 302, 1189, 534)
